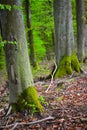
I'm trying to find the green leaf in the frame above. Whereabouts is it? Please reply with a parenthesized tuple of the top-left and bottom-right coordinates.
(5, 5, 11, 11)
(13, 5, 23, 10)
(0, 4, 5, 10)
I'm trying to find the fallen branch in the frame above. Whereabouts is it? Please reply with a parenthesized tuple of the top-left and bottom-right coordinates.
(50, 70, 87, 91)
(80, 68, 87, 75)
(0, 104, 12, 117)
(6, 105, 12, 116)
(0, 116, 55, 129)
(0, 109, 4, 113)
(45, 61, 57, 92)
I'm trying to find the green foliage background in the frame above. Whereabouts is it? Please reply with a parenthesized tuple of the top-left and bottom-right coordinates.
(0, 0, 86, 70)
(30, 0, 54, 61)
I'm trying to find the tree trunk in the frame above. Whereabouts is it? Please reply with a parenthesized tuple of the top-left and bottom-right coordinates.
(76, 0, 85, 61)
(0, 0, 42, 112)
(0, 27, 5, 70)
(84, 0, 87, 55)
(24, 0, 37, 67)
(54, 0, 74, 65)
(53, 0, 80, 77)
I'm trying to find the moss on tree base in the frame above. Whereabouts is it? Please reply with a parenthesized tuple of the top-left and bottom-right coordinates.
(54, 53, 80, 78)
(12, 86, 43, 113)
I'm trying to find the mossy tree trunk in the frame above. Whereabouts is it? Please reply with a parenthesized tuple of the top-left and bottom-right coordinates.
(76, 0, 85, 61)
(0, 0, 42, 112)
(0, 11, 6, 70)
(53, 0, 80, 78)
(0, 43, 5, 70)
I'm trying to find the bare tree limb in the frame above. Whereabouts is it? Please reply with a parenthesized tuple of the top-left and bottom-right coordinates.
(0, 116, 55, 129)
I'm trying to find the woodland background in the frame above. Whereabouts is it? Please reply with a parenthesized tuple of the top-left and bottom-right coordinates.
(0, 0, 87, 129)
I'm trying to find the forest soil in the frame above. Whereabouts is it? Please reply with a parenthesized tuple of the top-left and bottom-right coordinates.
(0, 62, 87, 130)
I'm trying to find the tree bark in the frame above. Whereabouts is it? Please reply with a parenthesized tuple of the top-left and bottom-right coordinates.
(53, 0, 80, 77)
(76, 0, 85, 61)
(0, 0, 42, 112)
(54, 0, 74, 66)
(24, 0, 37, 67)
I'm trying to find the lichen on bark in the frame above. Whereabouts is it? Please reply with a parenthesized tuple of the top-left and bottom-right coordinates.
(12, 86, 43, 113)
(54, 53, 80, 78)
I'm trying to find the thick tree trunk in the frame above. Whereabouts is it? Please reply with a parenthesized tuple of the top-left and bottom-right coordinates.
(0, 1, 21, 103)
(0, 0, 42, 112)
(84, 0, 87, 55)
(24, 0, 37, 67)
(84, 27, 87, 55)
(54, 0, 74, 66)
(76, 0, 85, 61)
(53, 0, 80, 77)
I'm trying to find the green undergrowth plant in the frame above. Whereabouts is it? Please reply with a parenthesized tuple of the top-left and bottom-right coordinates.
(57, 96, 64, 102)
(39, 96, 48, 106)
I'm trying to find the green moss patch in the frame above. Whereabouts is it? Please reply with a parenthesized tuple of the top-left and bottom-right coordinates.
(54, 53, 80, 78)
(71, 53, 80, 72)
(55, 56, 72, 78)
(0, 48, 5, 70)
(12, 86, 43, 113)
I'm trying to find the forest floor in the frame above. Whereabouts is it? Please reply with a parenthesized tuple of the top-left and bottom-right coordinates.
(0, 61, 87, 130)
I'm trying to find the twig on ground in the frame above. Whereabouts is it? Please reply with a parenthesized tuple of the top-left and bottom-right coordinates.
(0, 109, 4, 113)
(11, 123, 18, 130)
(45, 61, 57, 92)
(80, 68, 87, 75)
(0, 116, 55, 129)
(0, 104, 11, 117)
(6, 105, 12, 116)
